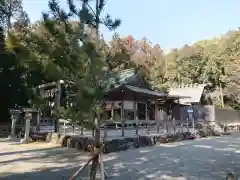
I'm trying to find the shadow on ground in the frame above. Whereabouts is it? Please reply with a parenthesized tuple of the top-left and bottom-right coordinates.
(0, 146, 61, 156)
(2, 134, 240, 180)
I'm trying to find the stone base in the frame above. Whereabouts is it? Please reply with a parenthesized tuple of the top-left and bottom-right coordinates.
(7, 135, 18, 141)
(7, 135, 14, 140)
(50, 134, 156, 154)
(20, 138, 31, 144)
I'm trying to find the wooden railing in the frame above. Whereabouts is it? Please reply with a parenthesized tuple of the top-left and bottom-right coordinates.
(69, 144, 107, 180)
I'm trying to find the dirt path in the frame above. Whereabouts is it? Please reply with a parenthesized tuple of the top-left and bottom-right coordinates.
(1, 134, 240, 179)
(0, 140, 89, 179)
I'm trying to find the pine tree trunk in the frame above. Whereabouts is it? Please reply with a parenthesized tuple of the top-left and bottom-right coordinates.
(89, 155, 99, 180)
(89, 1, 102, 179)
(89, 114, 101, 180)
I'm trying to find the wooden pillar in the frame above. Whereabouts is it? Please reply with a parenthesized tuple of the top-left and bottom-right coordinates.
(166, 102, 171, 133)
(192, 113, 195, 134)
(155, 100, 160, 133)
(121, 100, 124, 137)
(134, 98, 139, 135)
(36, 111, 40, 132)
(189, 113, 193, 133)
(180, 116, 183, 133)
(178, 98, 183, 133)
(103, 124, 107, 139)
(187, 105, 194, 133)
(111, 102, 114, 120)
(172, 102, 176, 135)
(146, 100, 150, 135)
(173, 117, 176, 135)
(189, 104, 194, 133)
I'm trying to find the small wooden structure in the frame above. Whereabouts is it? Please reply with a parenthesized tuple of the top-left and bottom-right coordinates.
(103, 69, 189, 136)
(169, 84, 206, 133)
(30, 69, 189, 136)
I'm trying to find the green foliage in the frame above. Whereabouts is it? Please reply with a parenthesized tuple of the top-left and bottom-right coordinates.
(0, 0, 27, 32)
(3, 0, 240, 128)
(105, 31, 240, 108)
(0, 50, 29, 122)
(5, 0, 121, 130)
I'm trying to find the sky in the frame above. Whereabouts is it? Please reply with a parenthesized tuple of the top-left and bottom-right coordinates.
(22, 0, 240, 52)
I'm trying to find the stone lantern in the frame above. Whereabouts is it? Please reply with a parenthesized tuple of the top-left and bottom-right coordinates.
(20, 108, 35, 143)
(8, 109, 21, 139)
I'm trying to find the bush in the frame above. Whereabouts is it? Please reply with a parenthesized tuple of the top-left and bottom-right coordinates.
(103, 136, 155, 154)
(170, 133, 184, 142)
(211, 130, 221, 136)
(103, 139, 119, 153)
(139, 136, 156, 146)
(50, 133, 60, 143)
(198, 130, 207, 137)
(84, 138, 95, 151)
(75, 141, 83, 150)
(181, 132, 196, 140)
(153, 132, 198, 143)
(46, 133, 52, 142)
(64, 136, 96, 151)
(60, 135, 72, 147)
(222, 132, 231, 135)
(31, 132, 47, 141)
(153, 134, 169, 143)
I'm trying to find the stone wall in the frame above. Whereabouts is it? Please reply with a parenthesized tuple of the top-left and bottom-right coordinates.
(172, 104, 240, 125)
(172, 104, 214, 122)
(215, 107, 240, 125)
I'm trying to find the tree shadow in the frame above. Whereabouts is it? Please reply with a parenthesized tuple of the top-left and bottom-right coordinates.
(102, 137, 240, 179)
(2, 135, 240, 180)
(0, 146, 60, 156)
(1, 166, 90, 180)
(0, 147, 90, 166)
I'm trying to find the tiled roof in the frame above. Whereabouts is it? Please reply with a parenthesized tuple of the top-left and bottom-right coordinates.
(125, 85, 168, 97)
(100, 68, 140, 92)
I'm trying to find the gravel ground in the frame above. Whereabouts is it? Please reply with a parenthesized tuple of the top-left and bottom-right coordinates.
(1, 133, 240, 180)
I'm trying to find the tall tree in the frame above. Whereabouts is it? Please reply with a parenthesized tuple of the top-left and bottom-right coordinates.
(0, 1, 31, 123)
(11, 0, 120, 179)
(0, 0, 25, 33)
(106, 34, 136, 71)
(132, 39, 166, 89)
(74, 0, 121, 178)
(164, 49, 182, 85)
(13, 10, 30, 32)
